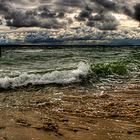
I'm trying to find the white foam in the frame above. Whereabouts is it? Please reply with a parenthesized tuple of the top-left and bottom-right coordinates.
(14, 49, 44, 53)
(0, 62, 90, 89)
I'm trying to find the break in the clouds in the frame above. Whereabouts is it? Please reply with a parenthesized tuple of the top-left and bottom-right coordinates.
(0, 0, 140, 30)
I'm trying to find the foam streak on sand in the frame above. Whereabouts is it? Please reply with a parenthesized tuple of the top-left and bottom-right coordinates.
(0, 62, 89, 89)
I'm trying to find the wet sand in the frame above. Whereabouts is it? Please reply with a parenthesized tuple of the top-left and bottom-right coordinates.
(0, 83, 140, 140)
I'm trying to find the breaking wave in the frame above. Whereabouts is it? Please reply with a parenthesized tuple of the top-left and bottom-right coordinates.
(0, 62, 90, 89)
(0, 59, 139, 89)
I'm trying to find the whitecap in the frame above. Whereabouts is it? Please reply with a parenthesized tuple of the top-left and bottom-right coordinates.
(14, 49, 44, 53)
(0, 62, 90, 89)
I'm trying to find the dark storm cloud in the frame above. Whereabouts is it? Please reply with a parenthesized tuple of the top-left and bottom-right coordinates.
(75, 6, 93, 21)
(38, 5, 65, 18)
(56, 0, 84, 7)
(90, 0, 134, 17)
(0, 0, 139, 29)
(6, 10, 64, 28)
(93, 0, 117, 10)
(74, 1, 119, 30)
(134, 3, 140, 22)
(0, 1, 12, 14)
(87, 11, 119, 30)
(94, 0, 139, 22)
(78, 0, 138, 29)
(0, 0, 66, 28)
(6, 10, 39, 27)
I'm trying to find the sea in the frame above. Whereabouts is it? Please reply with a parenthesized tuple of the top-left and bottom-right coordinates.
(0, 46, 140, 91)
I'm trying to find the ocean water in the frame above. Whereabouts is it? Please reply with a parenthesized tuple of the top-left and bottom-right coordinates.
(0, 46, 140, 89)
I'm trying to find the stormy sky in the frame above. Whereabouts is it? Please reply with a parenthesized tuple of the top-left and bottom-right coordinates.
(0, 0, 139, 30)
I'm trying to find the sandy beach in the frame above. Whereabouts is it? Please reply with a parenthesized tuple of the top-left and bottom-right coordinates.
(0, 82, 139, 140)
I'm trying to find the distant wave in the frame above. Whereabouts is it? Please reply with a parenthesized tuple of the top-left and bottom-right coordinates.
(0, 62, 89, 89)
(14, 49, 44, 53)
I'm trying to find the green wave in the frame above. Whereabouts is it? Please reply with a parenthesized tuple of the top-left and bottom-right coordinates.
(90, 52, 140, 77)
(91, 62, 128, 77)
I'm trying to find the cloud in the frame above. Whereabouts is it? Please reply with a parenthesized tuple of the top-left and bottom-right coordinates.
(75, 6, 93, 21)
(87, 11, 119, 30)
(91, 0, 135, 17)
(55, 0, 85, 7)
(6, 10, 65, 28)
(134, 3, 140, 22)
(0, 0, 139, 30)
(93, 0, 117, 10)
(0, 0, 66, 28)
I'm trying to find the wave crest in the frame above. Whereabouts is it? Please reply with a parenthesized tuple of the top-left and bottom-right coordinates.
(0, 62, 89, 89)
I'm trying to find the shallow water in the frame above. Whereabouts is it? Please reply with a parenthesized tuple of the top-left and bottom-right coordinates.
(0, 46, 140, 89)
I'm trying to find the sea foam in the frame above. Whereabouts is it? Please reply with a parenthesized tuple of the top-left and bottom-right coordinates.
(0, 62, 89, 89)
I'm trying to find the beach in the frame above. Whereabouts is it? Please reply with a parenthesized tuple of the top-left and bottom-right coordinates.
(0, 46, 140, 139)
(0, 82, 140, 140)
